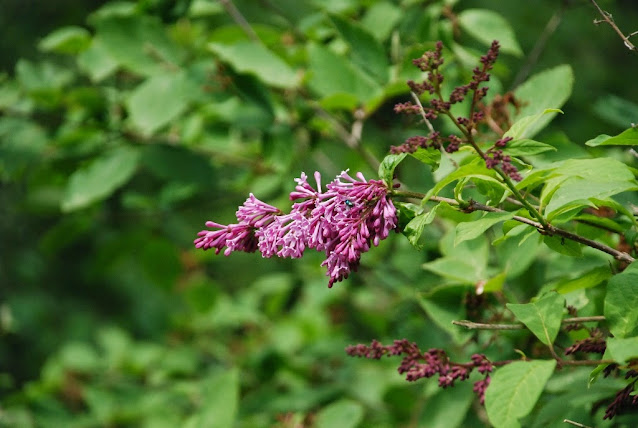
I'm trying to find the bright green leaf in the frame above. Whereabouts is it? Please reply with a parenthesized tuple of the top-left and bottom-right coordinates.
(188, 368, 239, 428)
(605, 262, 638, 338)
(209, 42, 299, 89)
(513, 65, 574, 138)
(306, 42, 380, 102)
(410, 147, 441, 171)
(504, 139, 557, 156)
(378, 153, 406, 186)
(77, 37, 119, 82)
(606, 337, 638, 363)
(485, 360, 557, 428)
(126, 71, 199, 136)
(555, 266, 612, 294)
(504, 109, 563, 141)
(360, 2, 402, 42)
(458, 9, 522, 56)
(61, 146, 140, 212)
(455, 211, 514, 246)
(585, 127, 638, 146)
(39, 26, 91, 54)
(426, 157, 500, 199)
(314, 399, 364, 428)
(404, 202, 445, 250)
(507, 293, 565, 345)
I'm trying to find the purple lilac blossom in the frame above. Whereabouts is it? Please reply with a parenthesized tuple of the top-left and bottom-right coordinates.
(194, 171, 398, 287)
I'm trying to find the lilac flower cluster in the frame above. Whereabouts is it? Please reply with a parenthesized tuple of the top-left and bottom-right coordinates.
(346, 339, 493, 404)
(194, 171, 398, 287)
(390, 40, 523, 181)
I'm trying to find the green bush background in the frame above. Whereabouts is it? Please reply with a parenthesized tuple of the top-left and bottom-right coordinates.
(2, 0, 638, 426)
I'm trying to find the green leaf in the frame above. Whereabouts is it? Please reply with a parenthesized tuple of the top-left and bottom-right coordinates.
(605, 262, 638, 338)
(94, 15, 182, 76)
(410, 147, 441, 171)
(606, 337, 638, 363)
(77, 38, 119, 82)
(61, 146, 140, 212)
(360, 2, 402, 42)
(419, 284, 473, 345)
(39, 26, 91, 54)
(504, 109, 563, 141)
(426, 157, 500, 199)
(585, 127, 638, 146)
(419, 381, 474, 428)
(504, 139, 557, 156)
(542, 158, 638, 218)
(403, 202, 445, 250)
(208, 42, 299, 89)
(314, 399, 364, 428)
(329, 14, 389, 83)
(126, 71, 199, 136)
(542, 235, 582, 257)
(187, 368, 239, 428)
(592, 94, 638, 128)
(378, 153, 406, 186)
(485, 360, 557, 428)
(457, 9, 522, 56)
(507, 293, 565, 345)
(306, 42, 380, 102)
(513, 65, 574, 138)
(455, 211, 514, 246)
(555, 266, 612, 294)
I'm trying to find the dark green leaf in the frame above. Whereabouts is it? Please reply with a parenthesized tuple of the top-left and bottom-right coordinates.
(329, 13, 389, 83)
(585, 127, 638, 146)
(457, 9, 522, 56)
(592, 94, 638, 128)
(378, 153, 406, 186)
(61, 145, 140, 212)
(485, 360, 557, 428)
(419, 284, 473, 344)
(507, 292, 565, 345)
(94, 15, 182, 76)
(605, 262, 638, 338)
(543, 235, 582, 257)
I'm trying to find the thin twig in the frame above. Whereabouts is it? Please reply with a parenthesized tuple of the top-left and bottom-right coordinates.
(563, 420, 593, 428)
(219, 0, 261, 43)
(452, 316, 605, 331)
(590, 0, 637, 53)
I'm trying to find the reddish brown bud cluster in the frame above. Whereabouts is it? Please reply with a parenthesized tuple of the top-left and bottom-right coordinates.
(346, 339, 493, 404)
(390, 40, 523, 181)
(564, 329, 607, 355)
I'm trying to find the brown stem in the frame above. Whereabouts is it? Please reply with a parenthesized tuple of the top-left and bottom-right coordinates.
(393, 190, 636, 264)
(219, 0, 261, 43)
(452, 316, 606, 331)
(590, 0, 638, 53)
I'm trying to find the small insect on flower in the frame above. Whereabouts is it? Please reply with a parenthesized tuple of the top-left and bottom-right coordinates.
(344, 199, 354, 208)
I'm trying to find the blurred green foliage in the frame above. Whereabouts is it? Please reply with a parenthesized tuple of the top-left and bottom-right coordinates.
(1, 0, 638, 426)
